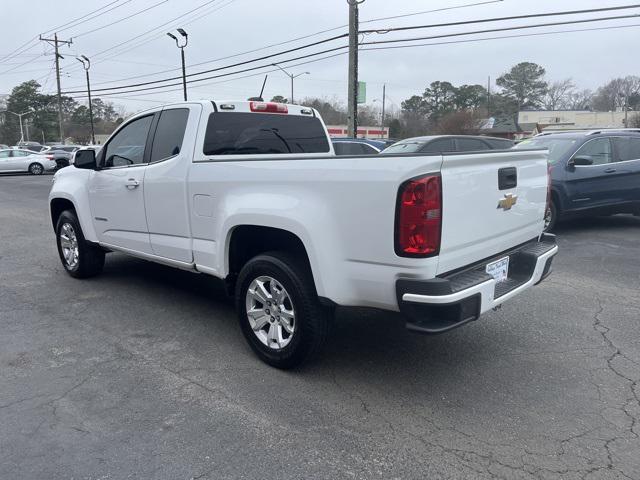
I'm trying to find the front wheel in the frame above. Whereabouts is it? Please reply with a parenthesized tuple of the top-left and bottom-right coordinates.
(236, 251, 330, 369)
(55, 210, 105, 278)
(29, 163, 44, 175)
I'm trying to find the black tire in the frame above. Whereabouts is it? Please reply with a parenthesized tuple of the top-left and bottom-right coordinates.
(28, 162, 44, 175)
(55, 210, 105, 278)
(235, 251, 330, 369)
(544, 200, 558, 232)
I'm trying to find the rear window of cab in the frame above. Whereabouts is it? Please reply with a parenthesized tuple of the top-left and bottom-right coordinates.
(202, 112, 330, 156)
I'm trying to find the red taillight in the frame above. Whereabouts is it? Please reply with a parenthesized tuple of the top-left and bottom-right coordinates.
(396, 175, 442, 257)
(249, 101, 288, 114)
(46, 155, 54, 160)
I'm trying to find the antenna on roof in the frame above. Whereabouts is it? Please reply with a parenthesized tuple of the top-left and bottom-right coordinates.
(247, 75, 268, 102)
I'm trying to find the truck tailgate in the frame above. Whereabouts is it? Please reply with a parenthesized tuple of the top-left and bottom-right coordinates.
(437, 149, 548, 275)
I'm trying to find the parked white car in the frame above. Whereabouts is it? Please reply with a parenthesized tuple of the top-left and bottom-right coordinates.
(49, 100, 557, 368)
(0, 149, 57, 174)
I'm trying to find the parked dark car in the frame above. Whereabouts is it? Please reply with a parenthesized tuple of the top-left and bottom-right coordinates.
(513, 130, 640, 230)
(380, 135, 514, 155)
(331, 137, 387, 155)
(47, 145, 81, 169)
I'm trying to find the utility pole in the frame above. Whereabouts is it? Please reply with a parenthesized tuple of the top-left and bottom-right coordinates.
(347, 0, 363, 137)
(620, 93, 628, 127)
(381, 83, 386, 138)
(487, 75, 491, 116)
(167, 29, 188, 101)
(76, 56, 95, 144)
(272, 64, 310, 104)
(40, 33, 72, 143)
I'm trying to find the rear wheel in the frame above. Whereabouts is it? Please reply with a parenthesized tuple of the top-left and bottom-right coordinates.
(55, 210, 105, 278)
(236, 251, 329, 369)
(28, 163, 44, 175)
(544, 201, 558, 232)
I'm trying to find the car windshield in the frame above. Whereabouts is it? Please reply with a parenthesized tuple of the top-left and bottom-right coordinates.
(514, 137, 578, 163)
(380, 141, 424, 154)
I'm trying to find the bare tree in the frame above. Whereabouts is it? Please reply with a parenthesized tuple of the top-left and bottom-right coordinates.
(432, 110, 482, 135)
(567, 89, 594, 110)
(543, 79, 575, 110)
(592, 76, 640, 111)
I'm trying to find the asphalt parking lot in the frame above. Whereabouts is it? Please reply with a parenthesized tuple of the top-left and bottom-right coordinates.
(1, 174, 639, 480)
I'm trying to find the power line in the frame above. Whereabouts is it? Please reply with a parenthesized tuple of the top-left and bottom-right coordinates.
(360, 13, 640, 47)
(359, 0, 504, 25)
(358, 3, 640, 34)
(64, 0, 505, 89)
(67, 18, 640, 101)
(42, 0, 136, 35)
(63, 6, 640, 95)
(360, 22, 640, 53)
(0, 1, 131, 65)
(63, 33, 348, 94)
(71, 0, 170, 38)
(63, 0, 224, 73)
(0, 38, 40, 65)
(68, 51, 349, 99)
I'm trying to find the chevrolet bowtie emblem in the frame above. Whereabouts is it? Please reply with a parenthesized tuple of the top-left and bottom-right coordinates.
(498, 193, 518, 210)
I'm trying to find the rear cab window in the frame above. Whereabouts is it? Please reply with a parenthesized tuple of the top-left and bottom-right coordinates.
(612, 136, 640, 162)
(202, 112, 330, 156)
(151, 108, 189, 162)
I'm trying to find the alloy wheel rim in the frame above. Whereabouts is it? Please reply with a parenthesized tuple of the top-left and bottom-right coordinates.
(59, 223, 79, 269)
(31, 164, 43, 174)
(245, 275, 295, 350)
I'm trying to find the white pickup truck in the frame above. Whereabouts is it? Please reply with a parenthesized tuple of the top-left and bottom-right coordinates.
(49, 100, 557, 368)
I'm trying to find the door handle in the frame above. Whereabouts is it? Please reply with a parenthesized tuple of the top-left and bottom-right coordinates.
(604, 168, 616, 173)
(125, 178, 140, 189)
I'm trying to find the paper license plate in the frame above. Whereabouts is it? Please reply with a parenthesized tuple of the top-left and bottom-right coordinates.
(486, 256, 510, 283)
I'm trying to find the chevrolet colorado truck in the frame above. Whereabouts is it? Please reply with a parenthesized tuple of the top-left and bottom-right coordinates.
(49, 100, 558, 368)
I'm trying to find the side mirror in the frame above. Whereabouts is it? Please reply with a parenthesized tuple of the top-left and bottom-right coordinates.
(74, 149, 97, 170)
(569, 155, 593, 167)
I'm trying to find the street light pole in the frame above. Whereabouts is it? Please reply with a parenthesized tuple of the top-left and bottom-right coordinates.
(167, 29, 188, 101)
(7, 110, 34, 143)
(272, 63, 309, 104)
(76, 55, 95, 144)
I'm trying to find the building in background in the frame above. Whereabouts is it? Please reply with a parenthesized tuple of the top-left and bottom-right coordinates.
(327, 125, 389, 138)
(517, 109, 639, 134)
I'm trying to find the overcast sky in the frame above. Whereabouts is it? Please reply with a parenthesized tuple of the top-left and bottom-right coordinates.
(0, 0, 638, 114)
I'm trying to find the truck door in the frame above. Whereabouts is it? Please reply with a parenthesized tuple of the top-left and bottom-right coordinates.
(143, 106, 198, 263)
(88, 113, 155, 254)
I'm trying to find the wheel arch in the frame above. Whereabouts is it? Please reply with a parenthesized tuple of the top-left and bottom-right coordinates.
(50, 197, 76, 231)
(49, 194, 99, 243)
(225, 224, 321, 298)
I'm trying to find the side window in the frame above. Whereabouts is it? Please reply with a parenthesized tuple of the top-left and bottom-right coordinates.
(421, 138, 454, 153)
(573, 138, 612, 165)
(333, 143, 348, 155)
(613, 137, 640, 162)
(359, 143, 379, 154)
(13, 150, 29, 157)
(333, 142, 361, 155)
(150, 108, 189, 162)
(103, 115, 154, 168)
(456, 138, 490, 152)
(0, 151, 9, 158)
